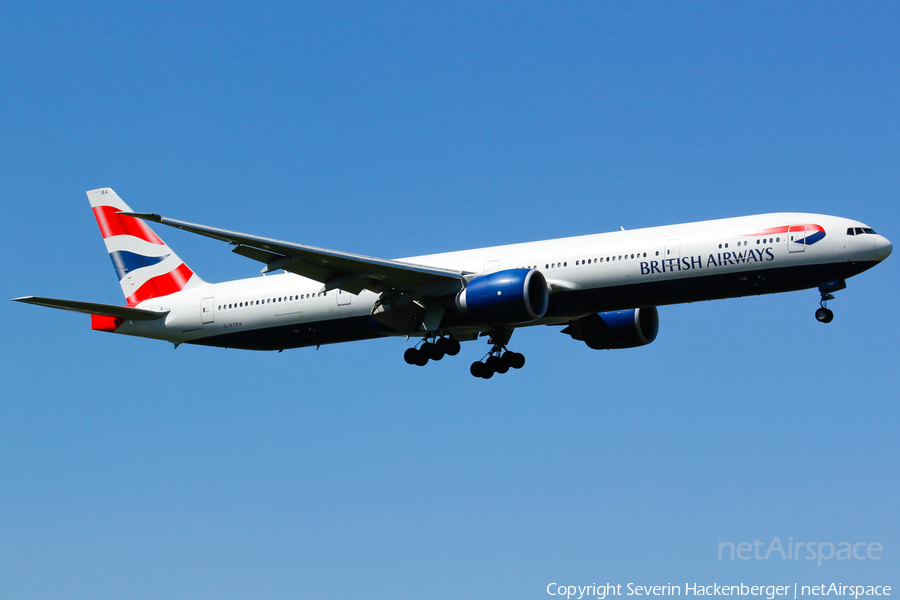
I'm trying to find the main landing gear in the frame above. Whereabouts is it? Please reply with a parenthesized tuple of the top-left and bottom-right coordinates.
(469, 330, 525, 379)
(403, 330, 527, 378)
(470, 348, 525, 379)
(815, 278, 846, 324)
(404, 337, 461, 366)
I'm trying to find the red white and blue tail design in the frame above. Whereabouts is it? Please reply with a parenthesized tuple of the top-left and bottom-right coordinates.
(88, 188, 205, 306)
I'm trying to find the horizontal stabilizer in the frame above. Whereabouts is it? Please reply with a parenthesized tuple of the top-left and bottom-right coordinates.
(12, 296, 169, 320)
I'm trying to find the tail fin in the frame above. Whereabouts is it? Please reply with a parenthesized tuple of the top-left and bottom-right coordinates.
(87, 188, 205, 306)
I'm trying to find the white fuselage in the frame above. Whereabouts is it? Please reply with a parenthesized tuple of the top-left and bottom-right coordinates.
(116, 212, 892, 350)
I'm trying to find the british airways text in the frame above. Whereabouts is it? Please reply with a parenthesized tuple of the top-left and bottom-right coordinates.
(641, 248, 776, 275)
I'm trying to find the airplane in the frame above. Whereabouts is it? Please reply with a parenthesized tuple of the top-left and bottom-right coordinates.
(13, 188, 892, 378)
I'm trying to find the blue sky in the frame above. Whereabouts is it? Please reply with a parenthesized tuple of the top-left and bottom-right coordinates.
(2, 2, 898, 598)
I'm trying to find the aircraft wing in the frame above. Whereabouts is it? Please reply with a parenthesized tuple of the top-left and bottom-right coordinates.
(122, 212, 468, 295)
(12, 296, 169, 320)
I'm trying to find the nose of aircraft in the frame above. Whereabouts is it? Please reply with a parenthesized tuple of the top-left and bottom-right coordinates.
(874, 234, 893, 261)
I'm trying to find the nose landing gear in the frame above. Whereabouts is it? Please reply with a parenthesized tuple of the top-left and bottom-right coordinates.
(815, 279, 845, 323)
(815, 302, 834, 324)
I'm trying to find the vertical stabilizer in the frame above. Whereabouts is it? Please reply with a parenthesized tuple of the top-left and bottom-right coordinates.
(87, 188, 205, 306)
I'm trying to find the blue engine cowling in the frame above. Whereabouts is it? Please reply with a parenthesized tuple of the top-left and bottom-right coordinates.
(561, 307, 659, 350)
(456, 268, 549, 325)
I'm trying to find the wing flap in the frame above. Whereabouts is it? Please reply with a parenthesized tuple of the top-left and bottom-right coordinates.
(12, 296, 169, 320)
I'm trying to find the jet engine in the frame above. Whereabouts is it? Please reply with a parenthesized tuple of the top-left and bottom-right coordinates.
(456, 268, 549, 325)
(561, 307, 659, 350)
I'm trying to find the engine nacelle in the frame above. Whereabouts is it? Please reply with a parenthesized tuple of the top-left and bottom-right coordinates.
(456, 268, 549, 325)
(562, 307, 659, 350)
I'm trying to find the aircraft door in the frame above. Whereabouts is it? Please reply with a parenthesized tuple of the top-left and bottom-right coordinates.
(201, 297, 215, 324)
(336, 289, 352, 306)
(664, 239, 681, 274)
(789, 225, 807, 252)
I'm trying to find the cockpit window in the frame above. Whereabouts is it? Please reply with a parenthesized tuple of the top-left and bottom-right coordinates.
(848, 227, 878, 236)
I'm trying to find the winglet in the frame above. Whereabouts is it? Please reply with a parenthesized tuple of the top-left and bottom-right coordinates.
(118, 211, 163, 223)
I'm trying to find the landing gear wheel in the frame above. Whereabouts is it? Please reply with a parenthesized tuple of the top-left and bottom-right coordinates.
(815, 307, 834, 323)
(404, 347, 429, 366)
(421, 342, 444, 361)
(439, 338, 461, 356)
(486, 355, 505, 374)
(507, 352, 525, 369)
(470, 361, 492, 379)
(404, 348, 419, 365)
(496, 352, 513, 374)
